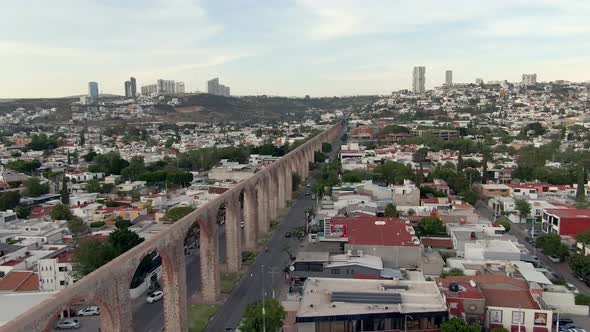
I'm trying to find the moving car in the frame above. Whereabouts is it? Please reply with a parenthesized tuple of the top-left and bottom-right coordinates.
(284, 232, 292, 238)
(77, 306, 99, 316)
(55, 318, 80, 330)
(147, 290, 163, 303)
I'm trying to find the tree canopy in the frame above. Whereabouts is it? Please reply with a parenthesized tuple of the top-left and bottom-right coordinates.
(240, 298, 286, 332)
(24, 177, 49, 197)
(417, 217, 446, 236)
(384, 203, 399, 217)
(441, 318, 480, 332)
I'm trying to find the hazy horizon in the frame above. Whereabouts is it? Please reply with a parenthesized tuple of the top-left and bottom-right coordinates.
(3, 0, 590, 98)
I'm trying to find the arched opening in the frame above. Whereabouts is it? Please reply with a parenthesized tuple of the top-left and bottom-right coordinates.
(130, 249, 165, 332)
(44, 296, 113, 332)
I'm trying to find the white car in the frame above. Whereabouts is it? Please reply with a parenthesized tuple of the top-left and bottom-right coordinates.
(55, 318, 80, 330)
(566, 283, 580, 294)
(77, 306, 100, 316)
(147, 291, 163, 303)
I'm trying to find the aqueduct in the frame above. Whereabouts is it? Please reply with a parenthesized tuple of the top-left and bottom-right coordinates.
(0, 121, 343, 332)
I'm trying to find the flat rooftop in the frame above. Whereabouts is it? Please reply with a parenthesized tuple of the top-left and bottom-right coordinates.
(296, 278, 447, 321)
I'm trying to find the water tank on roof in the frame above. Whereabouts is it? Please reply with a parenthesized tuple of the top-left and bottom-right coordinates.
(449, 282, 460, 292)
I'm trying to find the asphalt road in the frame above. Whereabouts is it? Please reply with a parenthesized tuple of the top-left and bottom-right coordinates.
(206, 186, 314, 331)
(206, 140, 342, 332)
(132, 227, 228, 332)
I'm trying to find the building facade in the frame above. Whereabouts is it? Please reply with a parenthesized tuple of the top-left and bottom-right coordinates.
(88, 81, 99, 99)
(445, 70, 453, 87)
(412, 66, 426, 94)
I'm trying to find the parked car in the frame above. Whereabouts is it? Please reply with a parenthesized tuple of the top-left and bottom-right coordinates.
(560, 323, 580, 331)
(553, 317, 574, 326)
(147, 291, 163, 303)
(55, 318, 80, 330)
(549, 255, 561, 263)
(566, 283, 580, 294)
(77, 306, 99, 316)
(526, 236, 536, 245)
(284, 232, 292, 238)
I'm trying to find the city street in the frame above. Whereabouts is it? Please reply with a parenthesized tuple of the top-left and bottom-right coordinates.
(475, 200, 590, 294)
(207, 140, 341, 331)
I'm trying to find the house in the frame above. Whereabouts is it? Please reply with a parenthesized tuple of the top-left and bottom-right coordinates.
(437, 275, 552, 332)
(436, 276, 486, 325)
(542, 208, 590, 236)
(38, 251, 75, 291)
(288, 251, 387, 286)
(447, 223, 513, 257)
(0, 270, 39, 292)
(293, 278, 448, 332)
(325, 215, 421, 268)
(479, 184, 511, 197)
(391, 181, 420, 207)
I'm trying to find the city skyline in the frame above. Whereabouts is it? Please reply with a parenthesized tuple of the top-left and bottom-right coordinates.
(2, 1, 590, 98)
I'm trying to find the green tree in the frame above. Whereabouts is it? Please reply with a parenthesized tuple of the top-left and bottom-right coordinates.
(496, 219, 511, 232)
(121, 156, 146, 180)
(440, 318, 480, 332)
(67, 216, 89, 237)
(72, 237, 117, 279)
(0, 191, 21, 211)
(417, 217, 446, 236)
(536, 234, 569, 259)
(576, 230, 590, 245)
(384, 203, 399, 217)
(50, 203, 73, 221)
(341, 170, 372, 183)
(5, 160, 41, 174)
(109, 224, 143, 254)
(440, 268, 465, 278)
(79, 129, 85, 146)
(373, 161, 415, 186)
(83, 151, 98, 162)
(240, 298, 286, 332)
(24, 177, 49, 197)
(491, 328, 510, 332)
(321, 142, 333, 153)
(568, 253, 590, 277)
(514, 198, 531, 222)
(88, 152, 129, 175)
(16, 205, 31, 219)
(85, 179, 102, 193)
(164, 206, 195, 223)
(577, 167, 587, 203)
(61, 177, 69, 205)
(114, 216, 131, 229)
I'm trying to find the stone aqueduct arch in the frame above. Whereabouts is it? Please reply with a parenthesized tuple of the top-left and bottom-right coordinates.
(0, 122, 343, 332)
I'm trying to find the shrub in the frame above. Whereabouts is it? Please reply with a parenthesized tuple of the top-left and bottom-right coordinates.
(575, 294, 590, 305)
(90, 221, 106, 228)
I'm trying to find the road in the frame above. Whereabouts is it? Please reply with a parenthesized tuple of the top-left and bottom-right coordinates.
(206, 184, 314, 331)
(207, 140, 342, 331)
(69, 227, 227, 332)
(132, 227, 228, 332)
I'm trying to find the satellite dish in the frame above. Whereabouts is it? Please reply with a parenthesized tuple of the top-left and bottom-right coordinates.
(289, 266, 295, 271)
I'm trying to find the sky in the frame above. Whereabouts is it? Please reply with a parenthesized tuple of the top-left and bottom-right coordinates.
(2, 0, 590, 98)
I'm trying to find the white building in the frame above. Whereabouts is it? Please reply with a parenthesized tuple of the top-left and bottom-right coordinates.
(37, 251, 75, 291)
(174, 82, 185, 94)
(156, 79, 175, 94)
(412, 66, 426, 94)
(522, 73, 537, 85)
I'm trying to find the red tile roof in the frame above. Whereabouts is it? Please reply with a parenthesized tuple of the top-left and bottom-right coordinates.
(545, 208, 590, 219)
(330, 216, 419, 247)
(1, 259, 23, 266)
(0, 271, 39, 291)
(435, 277, 484, 299)
(421, 238, 454, 249)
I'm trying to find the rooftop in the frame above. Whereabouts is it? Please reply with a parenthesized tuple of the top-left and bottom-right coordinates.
(545, 208, 590, 219)
(296, 278, 447, 321)
(0, 271, 39, 292)
(330, 216, 419, 247)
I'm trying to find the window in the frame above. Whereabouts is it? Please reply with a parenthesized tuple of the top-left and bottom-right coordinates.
(59, 267, 67, 272)
(60, 281, 66, 286)
(331, 269, 340, 275)
(512, 311, 525, 325)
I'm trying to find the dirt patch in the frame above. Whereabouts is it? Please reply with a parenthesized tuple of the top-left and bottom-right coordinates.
(176, 106, 205, 113)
